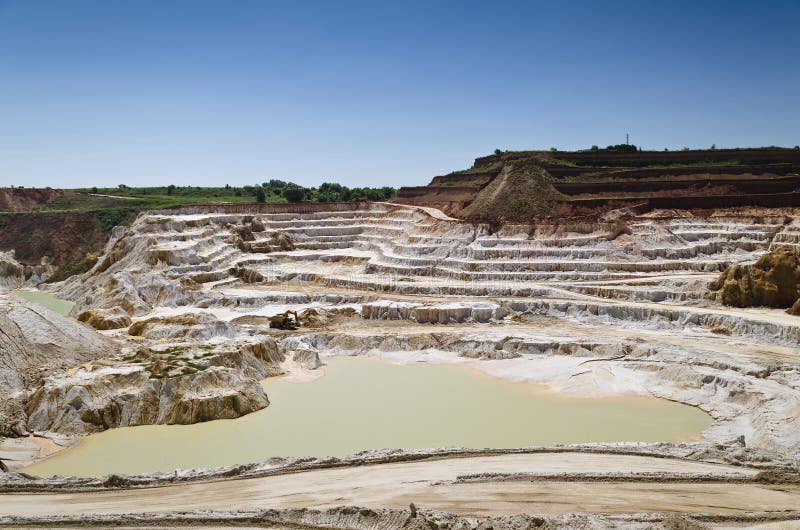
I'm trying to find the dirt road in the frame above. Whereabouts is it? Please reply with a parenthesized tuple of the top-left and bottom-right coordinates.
(3, 452, 796, 519)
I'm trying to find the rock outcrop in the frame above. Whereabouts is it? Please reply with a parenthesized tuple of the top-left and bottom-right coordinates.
(25, 366, 269, 434)
(0, 396, 28, 437)
(0, 252, 25, 289)
(291, 348, 322, 369)
(77, 308, 132, 330)
(0, 293, 116, 435)
(362, 301, 503, 323)
(25, 337, 283, 434)
(0, 252, 54, 288)
(128, 313, 234, 340)
(0, 294, 115, 394)
(710, 245, 800, 312)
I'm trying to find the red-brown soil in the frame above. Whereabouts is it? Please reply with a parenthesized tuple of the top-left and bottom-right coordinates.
(0, 188, 68, 212)
(0, 212, 107, 276)
(394, 149, 800, 223)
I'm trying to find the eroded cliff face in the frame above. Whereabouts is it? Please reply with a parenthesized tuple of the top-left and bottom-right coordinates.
(26, 364, 271, 435)
(0, 188, 66, 213)
(0, 211, 110, 284)
(17, 317, 293, 434)
(0, 252, 25, 290)
(0, 284, 303, 437)
(0, 294, 115, 436)
(0, 295, 114, 394)
(0, 252, 55, 289)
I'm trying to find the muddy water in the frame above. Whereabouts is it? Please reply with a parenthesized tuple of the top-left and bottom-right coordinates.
(13, 290, 75, 316)
(26, 356, 712, 478)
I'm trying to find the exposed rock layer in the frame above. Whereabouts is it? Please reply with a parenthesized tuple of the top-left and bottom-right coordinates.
(23, 336, 286, 434)
(0, 294, 115, 435)
(710, 245, 800, 312)
(0, 294, 114, 395)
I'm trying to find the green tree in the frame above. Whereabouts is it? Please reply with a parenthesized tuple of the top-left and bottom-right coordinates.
(255, 187, 266, 203)
(605, 144, 638, 153)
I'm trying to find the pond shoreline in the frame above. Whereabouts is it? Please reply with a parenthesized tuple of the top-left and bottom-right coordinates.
(25, 355, 711, 478)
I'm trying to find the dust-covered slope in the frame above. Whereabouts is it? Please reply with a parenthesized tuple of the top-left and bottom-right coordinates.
(0, 294, 115, 393)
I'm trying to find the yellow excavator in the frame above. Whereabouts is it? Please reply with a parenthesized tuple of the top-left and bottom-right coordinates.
(269, 310, 300, 330)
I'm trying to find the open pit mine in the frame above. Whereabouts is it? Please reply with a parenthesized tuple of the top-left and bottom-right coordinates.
(1, 149, 800, 529)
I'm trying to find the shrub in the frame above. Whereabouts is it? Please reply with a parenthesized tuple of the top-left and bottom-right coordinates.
(97, 208, 133, 232)
(283, 186, 305, 203)
(255, 187, 266, 203)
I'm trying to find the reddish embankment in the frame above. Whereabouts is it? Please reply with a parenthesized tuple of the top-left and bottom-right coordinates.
(395, 149, 800, 222)
(475, 148, 800, 168)
(0, 212, 107, 272)
(0, 188, 68, 212)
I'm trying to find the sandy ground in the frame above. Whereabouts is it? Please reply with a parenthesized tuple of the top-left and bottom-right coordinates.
(2, 452, 793, 519)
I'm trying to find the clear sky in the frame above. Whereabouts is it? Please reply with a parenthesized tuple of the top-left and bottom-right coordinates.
(1, 0, 798, 189)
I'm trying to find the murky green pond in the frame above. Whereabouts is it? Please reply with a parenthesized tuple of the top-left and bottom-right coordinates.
(13, 290, 74, 316)
(26, 356, 711, 478)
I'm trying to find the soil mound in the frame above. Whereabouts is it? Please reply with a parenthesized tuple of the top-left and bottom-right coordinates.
(461, 161, 564, 223)
(710, 245, 800, 312)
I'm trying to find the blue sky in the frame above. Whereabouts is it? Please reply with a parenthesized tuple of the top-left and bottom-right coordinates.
(1, 0, 798, 188)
